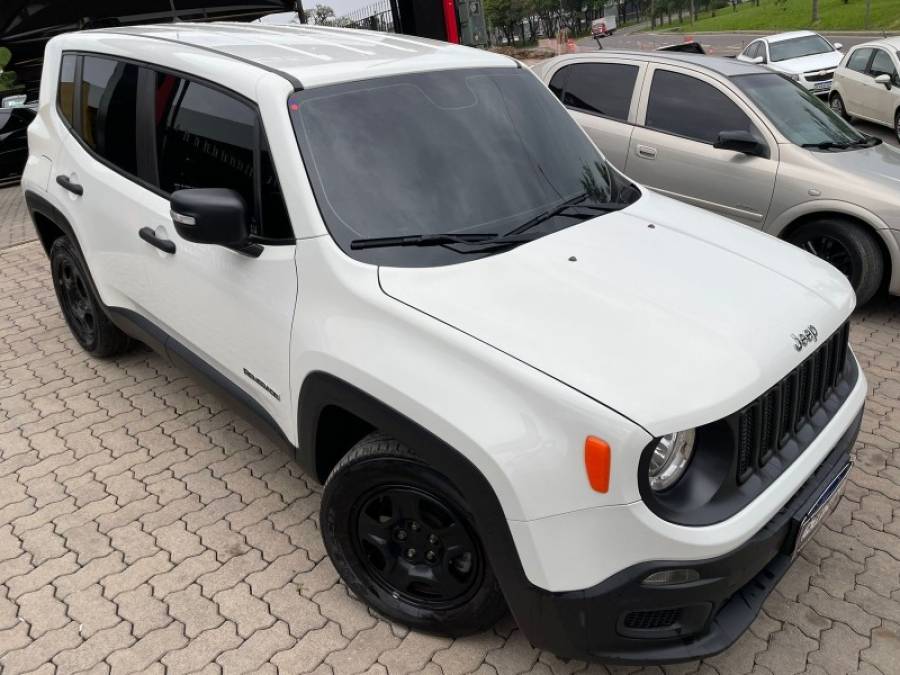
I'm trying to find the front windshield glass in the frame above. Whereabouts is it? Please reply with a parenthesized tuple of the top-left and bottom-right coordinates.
(769, 35, 834, 62)
(733, 73, 865, 147)
(288, 67, 638, 267)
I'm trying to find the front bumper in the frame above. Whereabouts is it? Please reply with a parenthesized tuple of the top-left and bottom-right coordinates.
(509, 406, 862, 664)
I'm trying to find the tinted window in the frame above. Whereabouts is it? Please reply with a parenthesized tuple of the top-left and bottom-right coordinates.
(847, 48, 872, 73)
(153, 73, 292, 240)
(560, 63, 638, 121)
(646, 70, 755, 144)
(80, 56, 139, 175)
(289, 68, 638, 267)
(57, 54, 76, 127)
(548, 67, 567, 99)
(733, 73, 864, 147)
(769, 35, 833, 62)
(155, 74, 256, 206)
(869, 50, 897, 80)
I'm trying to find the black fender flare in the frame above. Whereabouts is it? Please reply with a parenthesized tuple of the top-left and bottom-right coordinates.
(295, 370, 572, 651)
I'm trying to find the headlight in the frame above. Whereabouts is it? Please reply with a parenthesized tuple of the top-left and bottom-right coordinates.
(789, 73, 801, 81)
(648, 429, 695, 491)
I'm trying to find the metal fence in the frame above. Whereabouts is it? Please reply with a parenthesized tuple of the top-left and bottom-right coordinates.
(339, 0, 396, 32)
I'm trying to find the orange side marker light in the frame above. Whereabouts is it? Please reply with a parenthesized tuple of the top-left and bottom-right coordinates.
(584, 436, 611, 493)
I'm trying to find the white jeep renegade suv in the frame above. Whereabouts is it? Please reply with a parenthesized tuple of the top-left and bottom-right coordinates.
(23, 23, 866, 664)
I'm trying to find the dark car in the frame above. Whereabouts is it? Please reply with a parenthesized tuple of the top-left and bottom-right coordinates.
(0, 0, 295, 184)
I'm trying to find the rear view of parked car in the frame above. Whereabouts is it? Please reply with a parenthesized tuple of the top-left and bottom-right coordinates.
(538, 50, 900, 305)
(829, 38, 900, 144)
(737, 31, 843, 96)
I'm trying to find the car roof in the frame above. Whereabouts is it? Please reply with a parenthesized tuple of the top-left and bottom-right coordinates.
(549, 50, 767, 78)
(84, 22, 516, 89)
(762, 30, 818, 44)
(856, 36, 900, 50)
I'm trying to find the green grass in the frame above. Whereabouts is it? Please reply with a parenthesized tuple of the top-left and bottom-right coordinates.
(658, 0, 900, 33)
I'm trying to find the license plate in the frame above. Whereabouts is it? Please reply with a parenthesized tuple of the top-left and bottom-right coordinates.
(793, 461, 852, 557)
(814, 81, 831, 91)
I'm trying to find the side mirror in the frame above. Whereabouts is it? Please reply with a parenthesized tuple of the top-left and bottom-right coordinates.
(874, 73, 891, 89)
(833, 42, 843, 50)
(750, 56, 764, 65)
(170, 188, 250, 248)
(714, 130, 768, 158)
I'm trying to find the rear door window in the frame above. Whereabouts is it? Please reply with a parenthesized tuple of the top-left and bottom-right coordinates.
(558, 62, 638, 122)
(645, 69, 756, 144)
(79, 55, 140, 176)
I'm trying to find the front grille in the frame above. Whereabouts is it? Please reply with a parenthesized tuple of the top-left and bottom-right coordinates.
(735, 322, 850, 484)
(622, 608, 682, 631)
(804, 69, 835, 83)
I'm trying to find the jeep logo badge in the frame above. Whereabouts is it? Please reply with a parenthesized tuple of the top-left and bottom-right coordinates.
(791, 325, 818, 351)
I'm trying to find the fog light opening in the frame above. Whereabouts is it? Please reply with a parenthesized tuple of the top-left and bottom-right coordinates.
(642, 568, 700, 586)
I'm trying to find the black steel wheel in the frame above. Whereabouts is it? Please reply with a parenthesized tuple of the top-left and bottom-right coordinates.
(50, 237, 131, 357)
(321, 434, 507, 635)
(786, 218, 883, 305)
(352, 485, 482, 608)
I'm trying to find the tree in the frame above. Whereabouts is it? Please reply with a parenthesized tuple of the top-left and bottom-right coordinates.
(313, 3, 335, 24)
(811, 0, 819, 22)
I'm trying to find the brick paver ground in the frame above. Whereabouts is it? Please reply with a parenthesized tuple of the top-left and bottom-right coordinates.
(1, 189, 899, 675)
(0, 188, 35, 250)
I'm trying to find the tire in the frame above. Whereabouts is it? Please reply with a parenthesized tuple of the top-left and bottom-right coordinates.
(321, 433, 508, 635)
(786, 218, 883, 305)
(894, 109, 900, 145)
(829, 92, 850, 121)
(50, 237, 131, 357)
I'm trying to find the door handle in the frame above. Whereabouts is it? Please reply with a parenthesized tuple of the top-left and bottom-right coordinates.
(56, 174, 83, 195)
(636, 145, 658, 160)
(139, 227, 176, 254)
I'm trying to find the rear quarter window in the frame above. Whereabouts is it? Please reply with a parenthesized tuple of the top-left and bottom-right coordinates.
(57, 54, 76, 127)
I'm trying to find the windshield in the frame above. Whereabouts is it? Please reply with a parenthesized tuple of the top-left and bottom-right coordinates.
(288, 67, 638, 267)
(733, 73, 864, 147)
(769, 35, 834, 62)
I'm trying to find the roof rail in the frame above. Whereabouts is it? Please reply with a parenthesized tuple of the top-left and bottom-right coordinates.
(100, 28, 304, 90)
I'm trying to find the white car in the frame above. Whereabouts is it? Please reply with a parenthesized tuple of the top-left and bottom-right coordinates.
(737, 30, 843, 95)
(830, 37, 900, 143)
(24, 23, 865, 664)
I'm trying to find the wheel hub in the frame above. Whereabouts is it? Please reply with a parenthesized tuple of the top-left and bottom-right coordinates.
(352, 486, 481, 607)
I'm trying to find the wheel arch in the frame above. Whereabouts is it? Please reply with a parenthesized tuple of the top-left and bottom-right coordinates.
(24, 190, 73, 255)
(295, 369, 564, 649)
(774, 208, 897, 295)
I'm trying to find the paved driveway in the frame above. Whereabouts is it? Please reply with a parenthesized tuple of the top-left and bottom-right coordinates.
(1, 188, 899, 674)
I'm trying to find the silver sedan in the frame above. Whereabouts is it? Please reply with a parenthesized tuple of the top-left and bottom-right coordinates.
(535, 51, 900, 304)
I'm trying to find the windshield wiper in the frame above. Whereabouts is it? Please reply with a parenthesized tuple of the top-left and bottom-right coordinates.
(504, 193, 631, 237)
(801, 141, 850, 150)
(350, 233, 503, 250)
(802, 135, 881, 151)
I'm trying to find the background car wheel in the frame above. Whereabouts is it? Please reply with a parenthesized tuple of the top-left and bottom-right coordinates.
(50, 237, 131, 357)
(829, 93, 850, 120)
(321, 433, 508, 635)
(786, 218, 883, 305)
(895, 109, 900, 144)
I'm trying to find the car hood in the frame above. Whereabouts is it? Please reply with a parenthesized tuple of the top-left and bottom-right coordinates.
(807, 141, 900, 186)
(770, 51, 842, 74)
(379, 192, 855, 435)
